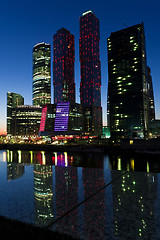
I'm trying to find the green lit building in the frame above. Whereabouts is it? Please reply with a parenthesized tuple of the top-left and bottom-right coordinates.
(7, 92, 24, 136)
(102, 126, 111, 138)
(107, 23, 149, 139)
(32, 42, 51, 106)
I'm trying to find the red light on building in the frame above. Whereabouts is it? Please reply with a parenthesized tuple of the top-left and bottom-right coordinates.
(39, 106, 48, 132)
(79, 11, 102, 135)
(53, 28, 75, 104)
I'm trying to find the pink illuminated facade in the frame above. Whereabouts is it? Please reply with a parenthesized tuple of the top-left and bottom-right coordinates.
(39, 106, 48, 132)
(39, 103, 83, 136)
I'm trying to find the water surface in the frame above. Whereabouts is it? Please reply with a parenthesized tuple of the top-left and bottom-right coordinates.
(0, 149, 160, 239)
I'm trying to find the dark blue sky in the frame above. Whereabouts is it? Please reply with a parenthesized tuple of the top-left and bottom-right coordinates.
(1, 0, 160, 134)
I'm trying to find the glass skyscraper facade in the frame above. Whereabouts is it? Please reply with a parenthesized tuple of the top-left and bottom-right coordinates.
(53, 28, 75, 103)
(107, 23, 149, 139)
(7, 92, 24, 135)
(32, 42, 51, 106)
(79, 10, 102, 135)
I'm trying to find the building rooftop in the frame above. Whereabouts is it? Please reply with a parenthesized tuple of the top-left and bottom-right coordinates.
(109, 22, 144, 36)
(82, 9, 96, 17)
(33, 42, 50, 48)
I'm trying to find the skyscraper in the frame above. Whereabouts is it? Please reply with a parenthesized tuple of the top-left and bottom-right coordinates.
(79, 10, 102, 135)
(7, 92, 24, 135)
(32, 42, 51, 106)
(147, 66, 155, 122)
(107, 23, 149, 139)
(53, 28, 75, 103)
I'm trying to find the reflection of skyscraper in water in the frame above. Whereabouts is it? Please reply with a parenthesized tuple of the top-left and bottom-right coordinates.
(111, 171, 157, 238)
(154, 174, 160, 236)
(103, 156, 114, 238)
(82, 168, 106, 238)
(7, 162, 24, 180)
(6, 150, 25, 180)
(33, 165, 54, 227)
(55, 166, 78, 235)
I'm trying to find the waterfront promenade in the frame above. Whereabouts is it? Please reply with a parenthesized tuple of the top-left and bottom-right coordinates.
(1, 138, 160, 155)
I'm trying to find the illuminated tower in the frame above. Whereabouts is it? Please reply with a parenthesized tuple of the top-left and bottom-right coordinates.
(32, 42, 51, 106)
(53, 28, 75, 103)
(79, 10, 102, 135)
(107, 23, 149, 139)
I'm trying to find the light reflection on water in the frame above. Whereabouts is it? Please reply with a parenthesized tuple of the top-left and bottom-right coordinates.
(1, 149, 158, 172)
(0, 150, 160, 239)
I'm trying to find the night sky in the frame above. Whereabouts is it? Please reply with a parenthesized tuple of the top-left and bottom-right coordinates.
(1, 0, 160, 134)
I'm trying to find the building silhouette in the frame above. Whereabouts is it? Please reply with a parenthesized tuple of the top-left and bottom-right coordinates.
(53, 28, 75, 103)
(107, 23, 149, 139)
(32, 42, 51, 106)
(79, 10, 102, 135)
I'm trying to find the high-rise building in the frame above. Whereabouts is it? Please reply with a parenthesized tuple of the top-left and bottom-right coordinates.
(53, 28, 75, 103)
(32, 42, 51, 106)
(147, 66, 155, 122)
(107, 23, 149, 139)
(79, 10, 102, 135)
(7, 92, 24, 135)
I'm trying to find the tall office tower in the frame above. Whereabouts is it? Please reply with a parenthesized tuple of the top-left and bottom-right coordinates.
(147, 66, 155, 122)
(7, 92, 24, 135)
(53, 28, 75, 103)
(79, 10, 102, 135)
(107, 23, 149, 139)
(32, 42, 51, 106)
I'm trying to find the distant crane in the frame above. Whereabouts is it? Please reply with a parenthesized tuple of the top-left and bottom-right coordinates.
(122, 23, 129, 28)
